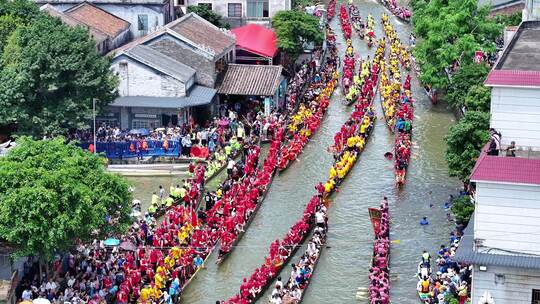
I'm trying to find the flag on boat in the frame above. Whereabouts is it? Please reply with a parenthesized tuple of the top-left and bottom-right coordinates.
(368, 207, 382, 235)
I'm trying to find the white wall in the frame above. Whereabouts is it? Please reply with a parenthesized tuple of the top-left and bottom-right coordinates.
(475, 181, 540, 255)
(490, 86, 540, 149)
(42, 3, 165, 39)
(185, 0, 290, 19)
(112, 56, 188, 97)
(472, 265, 540, 304)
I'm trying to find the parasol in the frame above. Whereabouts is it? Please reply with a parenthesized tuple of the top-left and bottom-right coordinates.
(33, 299, 51, 304)
(368, 31, 375, 37)
(128, 128, 150, 136)
(130, 210, 142, 218)
(103, 238, 120, 246)
(119, 240, 136, 251)
(219, 119, 229, 126)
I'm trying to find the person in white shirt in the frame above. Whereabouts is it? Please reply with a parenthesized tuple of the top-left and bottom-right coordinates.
(22, 288, 32, 300)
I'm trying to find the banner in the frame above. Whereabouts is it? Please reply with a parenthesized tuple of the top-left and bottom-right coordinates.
(368, 207, 382, 235)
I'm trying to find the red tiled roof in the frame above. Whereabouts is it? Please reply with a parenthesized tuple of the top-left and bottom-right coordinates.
(232, 24, 277, 58)
(65, 2, 130, 38)
(485, 70, 540, 87)
(470, 152, 540, 185)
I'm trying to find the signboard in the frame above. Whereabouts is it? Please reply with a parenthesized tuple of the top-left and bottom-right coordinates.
(133, 113, 158, 119)
(368, 207, 382, 235)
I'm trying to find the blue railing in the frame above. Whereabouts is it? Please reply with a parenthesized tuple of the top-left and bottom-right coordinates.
(80, 140, 186, 159)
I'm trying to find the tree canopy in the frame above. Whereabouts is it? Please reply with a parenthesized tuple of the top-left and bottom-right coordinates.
(445, 111, 490, 181)
(446, 62, 490, 109)
(411, 0, 502, 89)
(272, 10, 324, 58)
(0, 137, 132, 260)
(187, 5, 229, 28)
(0, 13, 118, 137)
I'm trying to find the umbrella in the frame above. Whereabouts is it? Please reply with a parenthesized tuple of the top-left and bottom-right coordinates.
(368, 31, 375, 37)
(120, 240, 136, 251)
(104, 238, 120, 246)
(20, 301, 32, 304)
(219, 119, 229, 126)
(155, 127, 165, 132)
(33, 299, 51, 304)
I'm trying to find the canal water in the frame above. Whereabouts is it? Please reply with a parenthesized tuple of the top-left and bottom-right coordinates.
(127, 0, 461, 302)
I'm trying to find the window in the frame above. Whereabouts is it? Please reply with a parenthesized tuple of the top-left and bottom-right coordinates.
(228, 3, 242, 18)
(198, 2, 212, 10)
(247, 0, 268, 17)
(138, 14, 148, 31)
(533, 289, 540, 304)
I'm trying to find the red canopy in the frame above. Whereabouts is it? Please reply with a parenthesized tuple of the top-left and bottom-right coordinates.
(232, 24, 277, 58)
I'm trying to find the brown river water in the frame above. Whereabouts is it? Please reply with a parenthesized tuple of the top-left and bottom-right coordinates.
(127, 1, 460, 302)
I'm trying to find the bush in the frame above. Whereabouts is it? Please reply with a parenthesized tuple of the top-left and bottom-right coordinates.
(451, 195, 475, 224)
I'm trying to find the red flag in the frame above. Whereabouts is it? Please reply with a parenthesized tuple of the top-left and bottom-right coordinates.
(191, 208, 198, 227)
(368, 207, 382, 235)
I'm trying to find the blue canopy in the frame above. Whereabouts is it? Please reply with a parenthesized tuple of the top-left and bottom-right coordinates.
(129, 128, 149, 136)
(104, 238, 120, 246)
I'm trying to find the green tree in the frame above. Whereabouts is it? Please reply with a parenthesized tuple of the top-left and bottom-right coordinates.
(0, 14, 22, 55)
(464, 84, 491, 112)
(445, 111, 490, 181)
(0, 15, 118, 137)
(0, 0, 39, 56)
(446, 62, 490, 108)
(187, 5, 229, 28)
(412, 0, 501, 89)
(451, 195, 475, 224)
(0, 137, 132, 261)
(493, 11, 522, 26)
(272, 10, 323, 58)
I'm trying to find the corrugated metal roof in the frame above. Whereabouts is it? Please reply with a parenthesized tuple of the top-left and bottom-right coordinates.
(485, 70, 540, 87)
(111, 85, 216, 108)
(455, 218, 540, 269)
(125, 45, 196, 83)
(218, 64, 283, 96)
(469, 151, 540, 185)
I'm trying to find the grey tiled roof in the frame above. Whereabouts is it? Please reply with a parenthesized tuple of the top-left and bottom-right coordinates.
(112, 85, 216, 108)
(455, 218, 540, 269)
(218, 64, 283, 96)
(125, 45, 196, 83)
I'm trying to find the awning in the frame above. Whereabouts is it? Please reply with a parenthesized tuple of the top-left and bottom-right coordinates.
(218, 64, 283, 96)
(111, 85, 216, 109)
(232, 24, 277, 58)
(455, 217, 540, 270)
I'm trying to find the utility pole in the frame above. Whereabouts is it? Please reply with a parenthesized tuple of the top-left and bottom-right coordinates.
(93, 98, 97, 154)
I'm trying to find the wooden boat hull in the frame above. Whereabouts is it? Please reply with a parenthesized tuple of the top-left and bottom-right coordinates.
(251, 223, 315, 303)
(216, 169, 277, 265)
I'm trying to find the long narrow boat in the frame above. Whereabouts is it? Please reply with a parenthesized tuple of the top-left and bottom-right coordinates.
(250, 223, 315, 303)
(267, 224, 328, 303)
(215, 169, 277, 265)
(349, 3, 365, 40)
(327, 0, 336, 21)
(367, 201, 391, 304)
(378, 0, 411, 23)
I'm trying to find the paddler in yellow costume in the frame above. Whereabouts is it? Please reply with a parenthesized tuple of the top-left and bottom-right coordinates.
(346, 39, 353, 56)
(346, 84, 358, 103)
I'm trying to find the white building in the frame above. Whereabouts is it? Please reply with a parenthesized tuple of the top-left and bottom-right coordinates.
(106, 13, 235, 129)
(456, 20, 540, 304)
(179, 0, 291, 27)
(524, 0, 540, 20)
(35, 0, 176, 39)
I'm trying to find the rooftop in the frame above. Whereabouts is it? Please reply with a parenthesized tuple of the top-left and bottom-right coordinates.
(123, 45, 196, 83)
(469, 143, 540, 185)
(218, 64, 283, 96)
(496, 21, 540, 71)
(486, 21, 540, 87)
(41, 4, 108, 43)
(455, 217, 540, 269)
(232, 24, 277, 58)
(111, 85, 216, 108)
(35, 0, 167, 4)
(478, 0, 523, 10)
(167, 13, 235, 58)
(65, 2, 130, 38)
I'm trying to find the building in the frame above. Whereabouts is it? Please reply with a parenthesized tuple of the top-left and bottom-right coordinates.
(35, 0, 176, 39)
(455, 20, 540, 304)
(179, 0, 291, 27)
(478, 0, 524, 15)
(217, 63, 285, 115)
(231, 23, 277, 64)
(524, 0, 540, 20)
(106, 12, 236, 129)
(41, 3, 131, 54)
